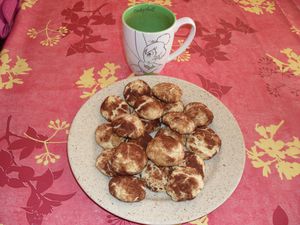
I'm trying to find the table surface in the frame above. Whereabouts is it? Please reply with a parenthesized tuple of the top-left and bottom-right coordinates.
(1, 0, 300, 225)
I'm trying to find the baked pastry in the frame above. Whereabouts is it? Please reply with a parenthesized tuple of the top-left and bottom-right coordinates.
(166, 167, 204, 201)
(109, 176, 146, 202)
(111, 142, 147, 175)
(95, 149, 116, 177)
(112, 114, 144, 139)
(134, 95, 164, 120)
(95, 123, 123, 149)
(142, 118, 161, 133)
(152, 82, 182, 103)
(146, 135, 184, 167)
(100, 96, 130, 121)
(179, 151, 205, 178)
(184, 102, 213, 127)
(186, 128, 221, 160)
(141, 160, 171, 192)
(123, 79, 151, 106)
(163, 101, 184, 114)
(163, 112, 195, 134)
(127, 133, 153, 150)
(155, 127, 186, 145)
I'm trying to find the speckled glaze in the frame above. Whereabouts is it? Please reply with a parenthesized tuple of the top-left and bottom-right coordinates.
(67, 75, 245, 225)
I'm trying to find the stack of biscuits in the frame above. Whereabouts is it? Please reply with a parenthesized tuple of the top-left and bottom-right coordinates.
(95, 79, 221, 202)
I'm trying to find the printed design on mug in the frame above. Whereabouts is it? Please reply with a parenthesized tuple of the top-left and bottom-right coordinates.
(128, 0, 172, 6)
(126, 31, 170, 73)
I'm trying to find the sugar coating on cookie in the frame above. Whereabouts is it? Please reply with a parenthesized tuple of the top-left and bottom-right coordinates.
(109, 176, 146, 202)
(179, 151, 205, 178)
(141, 160, 171, 192)
(96, 149, 116, 177)
(184, 102, 214, 127)
(146, 135, 184, 167)
(156, 127, 186, 145)
(123, 79, 151, 106)
(111, 142, 147, 175)
(100, 96, 130, 122)
(95, 123, 123, 149)
(186, 128, 221, 160)
(152, 82, 182, 103)
(166, 167, 204, 201)
(163, 112, 195, 134)
(134, 95, 164, 120)
(163, 101, 184, 114)
(112, 114, 144, 139)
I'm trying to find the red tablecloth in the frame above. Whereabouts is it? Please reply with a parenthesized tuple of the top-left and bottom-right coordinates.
(1, 0, 300, 225)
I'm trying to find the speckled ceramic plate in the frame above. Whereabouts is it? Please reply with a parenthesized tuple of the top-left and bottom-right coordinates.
(68, 75, 245, 225)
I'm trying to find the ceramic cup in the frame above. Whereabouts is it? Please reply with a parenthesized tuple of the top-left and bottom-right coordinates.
(122, 3, 196, 75)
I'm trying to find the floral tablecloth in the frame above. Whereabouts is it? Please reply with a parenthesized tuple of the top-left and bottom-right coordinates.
(1, 0, 300, 225)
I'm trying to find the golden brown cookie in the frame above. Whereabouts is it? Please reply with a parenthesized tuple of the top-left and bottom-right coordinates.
(112, 114, 144, 139)
(152, 82, 182, 103)
(163, 112, 195, 134)
(179, 151, 205, 178)
(146, 135, 184, 167)
(127, 133, 153, 150)
(166, 167, 204, 201)
(95, 123, 123, 149)
(111, 142, 147, 175)
(186, 128, 221, 160)
(163, 101, 184, 114)
(142, 118, 161, 133)
(184, 102, 214, 127)
(141, 161, 171, 192)
(100, 96, 130, 122)
(155, 127, 186, 145)
(95, 149, 116, 177)
(134, 95, 164, 120)
(109, 176, 146, 202)
(123, 79, 151, 106)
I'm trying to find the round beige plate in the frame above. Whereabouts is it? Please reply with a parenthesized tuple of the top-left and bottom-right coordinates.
(68, 75, 245, 225)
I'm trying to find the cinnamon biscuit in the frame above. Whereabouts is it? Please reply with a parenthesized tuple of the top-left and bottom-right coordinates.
(166, 167, 204, 201)
(156, 127, 186, 145)
(152, 82, 182, 103)
(100, 96, 130, 122)
(146, 135, 184, 167)
(179, 151, 205, 178)
(184, 102, 213, 127)
(111, 142, 147, 175)
(112, 114, 144, 139)
(163, 101, 184, 114)
(95, 149, 116, 177)
(95, 123, 123, 149)
(123, 79, 151, 106)
(127, 133, 153, 150)
(163, 112, 195, 134)
(186, 128, 221, 160)
(109, 176, 146, 202)
(134, 95, 164, 120)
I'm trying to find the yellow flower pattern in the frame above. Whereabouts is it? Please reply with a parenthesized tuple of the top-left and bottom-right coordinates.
(27, 20, 68, 47)
(291, 26, 300, 36)
(128, 0, 172, 6)
(266, 48, 300, 76)
(0, 49, 31, 90)
(174, 39, 191, 62)
(189, 216, 209, 225)
(75, 63, 120, 99)
(247, 121, 300, 180)
(21, 0, 38, 10)
(233, 0, 275, 15)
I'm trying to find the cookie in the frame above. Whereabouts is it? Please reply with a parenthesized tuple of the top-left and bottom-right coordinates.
(95, 123, 123, 149)
(152, 82, 182, 103)
(163, 101, 184, 114)
(141, 161, 171, 192)
(100, 96, 130, 122)
(95, 149, 116, 177)
(127, 133, 153, 150)
(111, 142, 147, 175)
(134, 95, 164, 120)
(156, 127, 186, 145)
(186, 128, 221, 160)
(123, 79, 151, 106)
(179, 151, 205, 178)
(109, 176, 146, 202)
(166, 167, 204, 201)
(184, 102, 213, 127)
(112, 114, 144, 139)
(142, 118, 161, 133)
(146, 135, 184, 167)
(163, 112, 195, 134)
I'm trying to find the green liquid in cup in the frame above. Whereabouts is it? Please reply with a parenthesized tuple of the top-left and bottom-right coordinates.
(123, 4, 175, 32)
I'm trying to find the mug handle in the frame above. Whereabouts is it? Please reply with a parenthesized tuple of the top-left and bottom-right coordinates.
(167, 17, 196, 62)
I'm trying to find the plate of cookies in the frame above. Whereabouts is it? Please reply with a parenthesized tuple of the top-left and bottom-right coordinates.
(68, 75, 245, 225)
